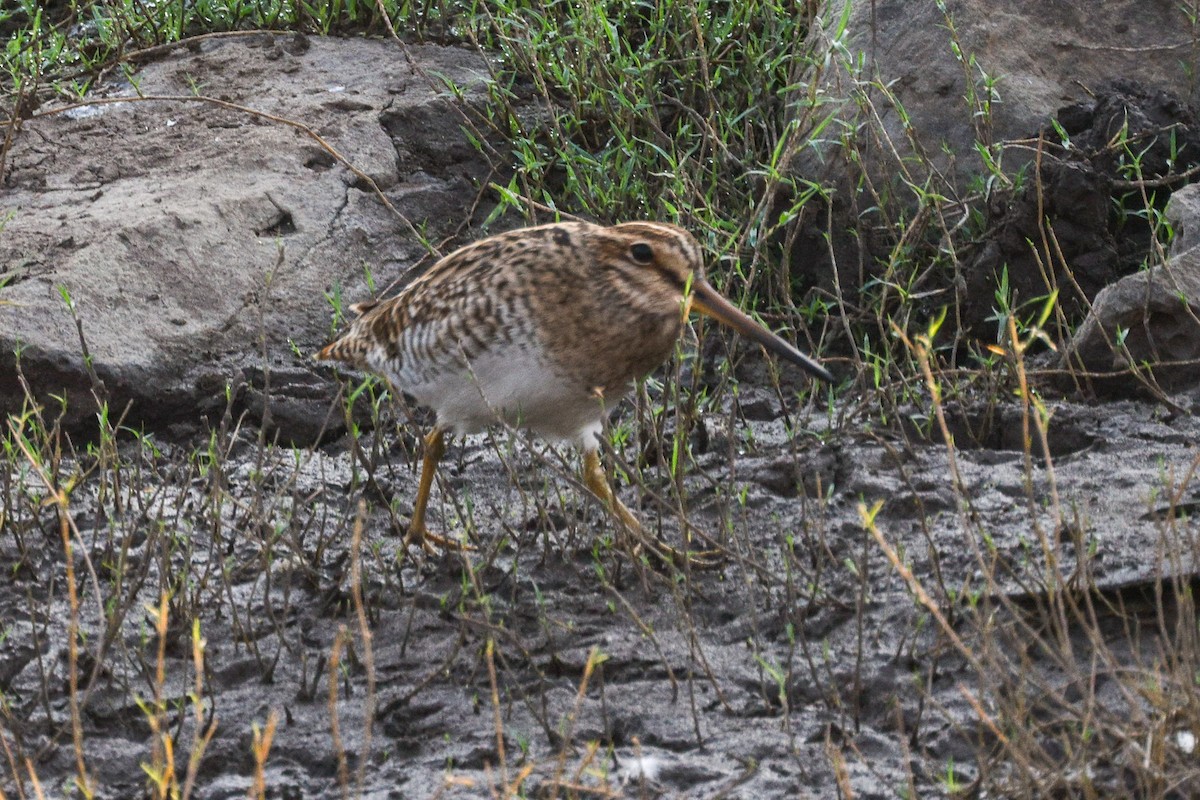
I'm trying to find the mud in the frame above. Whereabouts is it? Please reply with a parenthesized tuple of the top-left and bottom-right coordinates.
(2, 372, 1200, 797)
(962, 81, 1200, 337)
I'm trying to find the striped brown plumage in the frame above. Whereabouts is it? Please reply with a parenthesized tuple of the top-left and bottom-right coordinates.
(317, 220, 831, 558)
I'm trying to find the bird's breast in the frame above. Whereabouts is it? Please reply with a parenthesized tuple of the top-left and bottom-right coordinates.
(383, 332, 613, 443)
(545, 302, 684, 393)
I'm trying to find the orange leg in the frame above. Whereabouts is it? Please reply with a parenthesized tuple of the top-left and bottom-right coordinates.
(404, 428, 470, 553)
(581, 447, 721, 568)
(582, 447, 643, 536)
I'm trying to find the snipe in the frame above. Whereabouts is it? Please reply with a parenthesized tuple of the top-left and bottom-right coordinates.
(317, 220, 831, 560)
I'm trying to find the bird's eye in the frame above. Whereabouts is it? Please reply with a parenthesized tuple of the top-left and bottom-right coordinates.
(629, 242, 654, 264)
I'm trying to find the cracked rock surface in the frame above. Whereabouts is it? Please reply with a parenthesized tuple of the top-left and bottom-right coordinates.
(0, 33, 492, 441)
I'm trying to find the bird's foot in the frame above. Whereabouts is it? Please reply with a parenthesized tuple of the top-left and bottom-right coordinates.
(618, 529, 724, 570)
(403, 524, 475, 555)
(582, 449, 722, 569)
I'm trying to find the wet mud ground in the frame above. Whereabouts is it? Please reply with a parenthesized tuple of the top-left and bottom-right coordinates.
(4, 363, 1200, 798)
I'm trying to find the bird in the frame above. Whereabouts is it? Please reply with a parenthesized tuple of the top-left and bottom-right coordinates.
(316, 220, 832, 561)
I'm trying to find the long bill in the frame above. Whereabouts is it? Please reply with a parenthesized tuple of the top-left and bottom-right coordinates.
(689, 280, 834, 383)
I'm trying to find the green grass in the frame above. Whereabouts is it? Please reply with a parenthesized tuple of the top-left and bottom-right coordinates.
(3, 0, 843, 363)
(3, 0, 1102, 394)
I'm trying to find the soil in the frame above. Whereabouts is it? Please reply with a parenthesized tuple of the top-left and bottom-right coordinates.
(961, 80, 1200, 338)
(3, 366, 1200, 798)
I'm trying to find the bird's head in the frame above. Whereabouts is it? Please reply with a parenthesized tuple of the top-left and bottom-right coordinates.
(605, 221, 833, 383)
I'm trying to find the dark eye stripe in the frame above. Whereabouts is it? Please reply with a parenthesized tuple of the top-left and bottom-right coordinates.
(651, 263, 687, 292)
(627, 237, 692, 292)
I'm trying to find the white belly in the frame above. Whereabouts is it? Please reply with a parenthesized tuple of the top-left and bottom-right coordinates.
(375, 341, 618, 447)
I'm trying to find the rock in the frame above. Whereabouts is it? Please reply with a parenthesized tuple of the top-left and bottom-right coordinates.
(1167, 177, 1200, 253)
(1060, 184, 1200, 391)
(0, 35, 494, 442)
(808, 0, 1198, 189)
(789, 1, 1200, 332)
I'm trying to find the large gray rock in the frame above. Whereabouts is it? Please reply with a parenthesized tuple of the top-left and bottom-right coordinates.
(794, 1, 1200, 319)
(811, 0, 1198, 186)
(0, 34, 493, 441)
(1060, 183, 1200, 389)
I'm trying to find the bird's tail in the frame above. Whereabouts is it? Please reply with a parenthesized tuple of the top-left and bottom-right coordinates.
(315, 301, 383, 367)
(314, 335, 368, 366)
